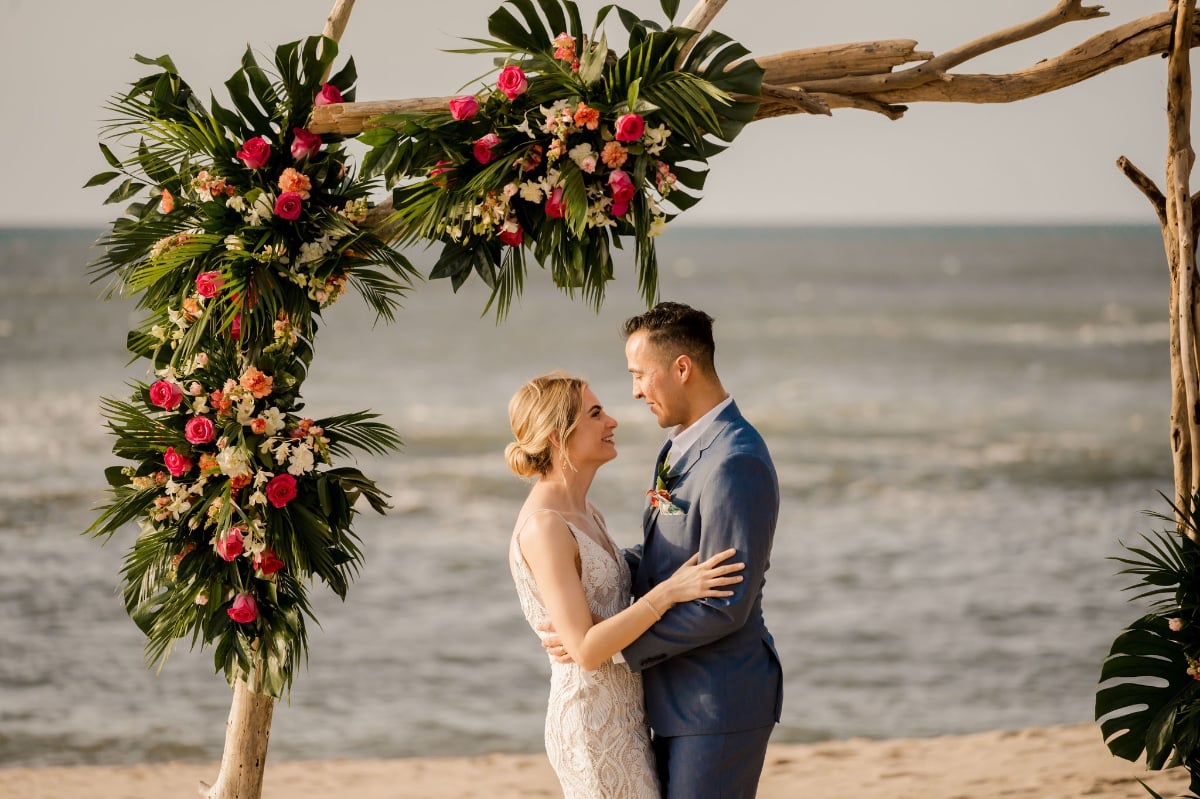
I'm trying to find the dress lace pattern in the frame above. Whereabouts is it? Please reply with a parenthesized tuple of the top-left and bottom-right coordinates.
(510, 510, 660, 799)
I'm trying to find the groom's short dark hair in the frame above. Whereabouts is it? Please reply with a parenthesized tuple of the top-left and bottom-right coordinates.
(622, 302, 716, 374)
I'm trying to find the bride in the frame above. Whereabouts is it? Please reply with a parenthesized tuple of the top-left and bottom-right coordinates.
(505, 371, 744, 798)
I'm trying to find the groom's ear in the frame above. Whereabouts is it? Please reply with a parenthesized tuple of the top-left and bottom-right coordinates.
(674, 354, 693, 382)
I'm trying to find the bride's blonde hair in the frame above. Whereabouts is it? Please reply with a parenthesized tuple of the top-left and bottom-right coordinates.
(505, 371, 586, 478)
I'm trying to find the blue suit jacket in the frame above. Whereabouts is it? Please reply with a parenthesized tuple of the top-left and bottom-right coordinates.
(622, 400, 783, 737)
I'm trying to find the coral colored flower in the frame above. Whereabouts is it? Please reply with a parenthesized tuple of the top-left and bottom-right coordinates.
(249, 417, 268, 435)
(239, 367, 274, 399)
(315, 83, 344, 105)
(545, 187, 566, 219)
(163, 446, 193, 477)
(198, 453, 220, 474)
(449, 95, 479, 121)
(1171, 617, 1185, 632)
(573, 103, 600, 131)
(181, 297, 203, 322)
(149, 380, 184, 410)
(215, 527, 244, 561)
(601, 140, 628, 169)
(277, 167, 312, 197)
(184, 416, 216, 445)
(552, 32, 576, 62)
(236, 136, 271, 169)
(230, 473, 252, 491)
(254, 549, 285, 576)
(499, 224, 524, 247)
(194, 270, 224, 299)
(290, 127, 322, 160)
(473, 133, 501, 165)
(227, 593, 258, 623)
(266, 473, 298, 508)
(159, 189, 175, 214)
(274, 191, 304, 221)
(496, 65, 528, 100)
(614, 112, 645, 143)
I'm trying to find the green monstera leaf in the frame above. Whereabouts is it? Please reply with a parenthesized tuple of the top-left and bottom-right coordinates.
(1097, 613, 1199, 769)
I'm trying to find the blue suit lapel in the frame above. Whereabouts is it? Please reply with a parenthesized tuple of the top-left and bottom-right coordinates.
(642, 401, 742, 534)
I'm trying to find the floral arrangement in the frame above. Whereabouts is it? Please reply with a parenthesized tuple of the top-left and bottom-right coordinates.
(359, 0, 763, 314)
(85, 36, 413, 697)
(1096, 495, 1200, 797)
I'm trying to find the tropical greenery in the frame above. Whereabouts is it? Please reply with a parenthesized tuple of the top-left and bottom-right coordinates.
(1097, 494, 1200, 796)
(359, 0, 764, 315)
(84, 35, 413, 697)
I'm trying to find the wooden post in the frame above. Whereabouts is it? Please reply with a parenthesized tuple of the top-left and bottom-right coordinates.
(1119, 1, 1199, 523)
(199, 673, 275, 799)
(1167, 0, 1200, 504)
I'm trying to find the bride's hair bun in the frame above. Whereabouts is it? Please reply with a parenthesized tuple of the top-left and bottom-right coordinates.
(506, 371, 586, 478)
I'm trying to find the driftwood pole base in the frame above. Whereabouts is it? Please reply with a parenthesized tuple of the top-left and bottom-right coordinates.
(199, 677, 276, 799)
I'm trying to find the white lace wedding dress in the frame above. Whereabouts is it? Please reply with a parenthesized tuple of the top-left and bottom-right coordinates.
(509, 508, 660, 799)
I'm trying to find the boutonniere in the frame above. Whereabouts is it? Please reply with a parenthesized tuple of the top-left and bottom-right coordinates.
(646, 460, 683, 515)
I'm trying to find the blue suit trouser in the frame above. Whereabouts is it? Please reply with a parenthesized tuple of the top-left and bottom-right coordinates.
(652, 724, 775, 799)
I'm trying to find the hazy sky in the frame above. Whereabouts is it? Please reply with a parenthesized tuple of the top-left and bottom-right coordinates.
(0, 0, 1180, 227)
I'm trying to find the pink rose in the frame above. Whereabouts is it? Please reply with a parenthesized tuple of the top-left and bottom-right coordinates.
(290, 127, 322, 160)
(473, 133, 501, 165)
(215, 527, 244, 561)
(274, 191, 304, 221)
(499, 225, 524, 247)
(149, 380, 184, 410)
(545, 187, 566, 219)
(227, 593, 258, 624)
(163, 446, 193, 478)
(609, 169, 636, 202)
(496, 65, 528, 100)
(229, 313, 242, 341)
(236, 136, 271, 169)
(195, 270, 224, 299)
(254, 549, 285, 576)
(449, 95, 479, 121)
(184, 416, 216, 445)
(315, 83, 344, 106)
(614, 113, 645, 143)
(266, 473, 298, 508)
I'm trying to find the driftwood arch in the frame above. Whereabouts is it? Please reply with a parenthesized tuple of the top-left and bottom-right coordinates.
(188, 1, 1200, 796)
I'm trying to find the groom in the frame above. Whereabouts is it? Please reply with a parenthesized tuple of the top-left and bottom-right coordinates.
(618, 301, 783, 798)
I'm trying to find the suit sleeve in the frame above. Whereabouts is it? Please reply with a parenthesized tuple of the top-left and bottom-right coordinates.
(621, 452, 778, 671)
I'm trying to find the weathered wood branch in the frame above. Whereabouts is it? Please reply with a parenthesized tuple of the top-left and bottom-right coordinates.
(1119, 155, 1167, 227)
(751, 40, 932, 85)
(308, 10, 1197, 134)
(319, 0, 356, 83)
(755, 10, 1189, 119)
(676, 0, 729, 67)
(799, 0, 1107, 95)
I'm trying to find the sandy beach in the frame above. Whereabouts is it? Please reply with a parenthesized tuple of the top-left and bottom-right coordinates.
(0, 723, 1189, 799)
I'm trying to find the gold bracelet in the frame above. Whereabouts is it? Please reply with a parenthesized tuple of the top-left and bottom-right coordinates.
(642, 596, 663, 621)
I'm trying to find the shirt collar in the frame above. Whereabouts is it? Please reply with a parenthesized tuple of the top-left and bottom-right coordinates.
(667, 395, 733, 465)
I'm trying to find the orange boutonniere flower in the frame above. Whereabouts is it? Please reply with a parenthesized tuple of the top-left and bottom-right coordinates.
(646, 459, 682, 514)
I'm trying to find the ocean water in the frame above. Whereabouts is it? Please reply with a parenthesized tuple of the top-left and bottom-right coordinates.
(0, 224, 1171, 767)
